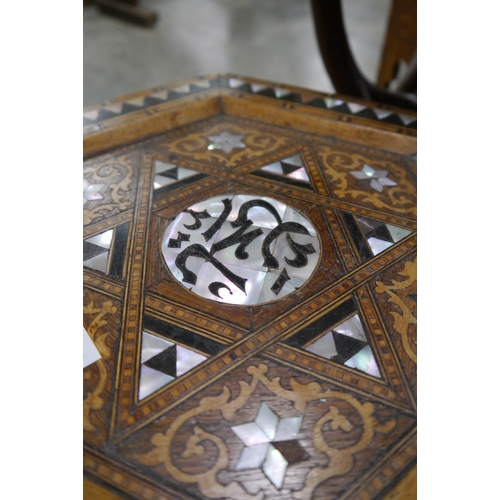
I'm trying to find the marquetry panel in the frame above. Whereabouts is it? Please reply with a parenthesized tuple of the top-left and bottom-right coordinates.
(368, 251, 417, 400)
(83, 75, 416, 499)
(115, 357, 416, 500)
(151, 116, 296, 169)
(83, 289, 122, 448)
(83, 151, 141, 227)
(314, 141, 416, 221)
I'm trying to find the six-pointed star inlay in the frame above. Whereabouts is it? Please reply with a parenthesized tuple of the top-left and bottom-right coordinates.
(231, 402, 309, 489)
(207, 131, 246, 153)
(349, 164, 397, 193)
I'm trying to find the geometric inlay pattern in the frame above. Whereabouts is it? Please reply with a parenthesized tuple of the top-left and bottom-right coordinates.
(286, 297, 382, 378)
(231, 402, 309, 489)
(349, 164, 397, 192)
(356, 215, 412, 256)
(126, 358, 415, 500)
(139, 331, 207, 400)
(207, 131, 246, 154)
(341, 211, 414, 261)
(83, 222, 130, 280)
(225, 77, 417, 128)
(83, 80, 210, 125)
(304, 314, 381, 377)
(83, 228, 114, 273)
(259, 153, 311, 184)
(84, 75, 416, 130)
(83, 74, 416, 500)
(161, 194, 320, 305)
(83, 179, 105, 205)
(248, 151, 315, 192)
(153, 160, 199, 190)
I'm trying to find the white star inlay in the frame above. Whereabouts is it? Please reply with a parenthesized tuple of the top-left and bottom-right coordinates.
(231, 402, 307, 489)
(350, 164, 397, 193)
(207, 131, 246, 154)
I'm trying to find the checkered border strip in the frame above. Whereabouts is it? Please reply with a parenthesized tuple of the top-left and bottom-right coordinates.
(84, 75, 417, 129)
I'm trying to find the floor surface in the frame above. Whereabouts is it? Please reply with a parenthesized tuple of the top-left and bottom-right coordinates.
(83, 0, 391, 108)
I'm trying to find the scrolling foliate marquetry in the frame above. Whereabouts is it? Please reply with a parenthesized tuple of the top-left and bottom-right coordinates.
(83, 290, 121, 447)
(372, 255, 417, 399)
(152, 120, 295, 169)
(315, 144, 416, 219)
(122, 359, 415, 500)
(83, 151, 140, 227)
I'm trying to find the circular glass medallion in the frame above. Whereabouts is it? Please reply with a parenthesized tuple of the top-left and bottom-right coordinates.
(161, 194, 320, 305)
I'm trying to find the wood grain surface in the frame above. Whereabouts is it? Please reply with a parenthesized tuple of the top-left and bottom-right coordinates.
(83, 74, 416, 499)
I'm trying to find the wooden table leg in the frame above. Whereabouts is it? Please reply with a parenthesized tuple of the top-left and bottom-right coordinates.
(95, 0, 158, 27)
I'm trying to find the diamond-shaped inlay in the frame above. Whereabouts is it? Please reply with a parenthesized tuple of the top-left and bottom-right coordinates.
(207, 131, 246, 154)
(350, 164, 397, 192)
(231, 402, 308, 489)
(83, 180, 105, 204)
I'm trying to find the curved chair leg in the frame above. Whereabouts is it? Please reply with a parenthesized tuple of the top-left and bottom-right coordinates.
(310, 0, 416, 110)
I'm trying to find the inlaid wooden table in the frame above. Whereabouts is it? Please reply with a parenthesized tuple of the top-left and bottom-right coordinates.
(83, 75, 417, 500)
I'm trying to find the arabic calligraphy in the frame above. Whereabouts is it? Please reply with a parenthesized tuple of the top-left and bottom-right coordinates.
(161, 195, 320, 305)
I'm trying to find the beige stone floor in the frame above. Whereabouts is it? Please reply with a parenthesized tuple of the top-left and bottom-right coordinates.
(83, 0, 391, 107)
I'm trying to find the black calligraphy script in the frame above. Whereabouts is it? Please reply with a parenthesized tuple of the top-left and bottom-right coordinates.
(168, 197, 317, 300)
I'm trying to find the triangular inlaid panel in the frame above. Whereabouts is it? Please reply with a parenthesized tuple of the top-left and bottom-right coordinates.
(153, 159, 201, 191)
(138, 331, 208, 400)
(303, 313, 381, 377)
(342, 211, 414, 261)
(331, 331, 366, 364)
(344, 345, 381, 377)
(252, 152, 313, 189)
(278, 290, 414, 411)
(83, 229, 113, 273)
(83, 222, 130, 280)
(143, 344, 177, 377)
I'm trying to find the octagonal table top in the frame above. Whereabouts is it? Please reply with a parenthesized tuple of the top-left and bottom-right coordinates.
(83, 74, 416, 500)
